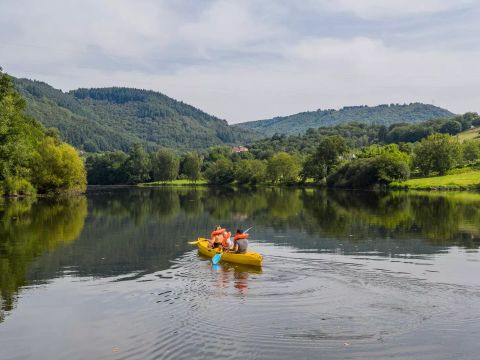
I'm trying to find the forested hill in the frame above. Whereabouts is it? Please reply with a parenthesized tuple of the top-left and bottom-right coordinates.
(237, 103, 454, 136)
(13, 78, 260, 152)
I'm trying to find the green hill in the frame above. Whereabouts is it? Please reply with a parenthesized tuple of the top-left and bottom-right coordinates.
(237, 103, 454, 136)
(13, 78, 260, 152)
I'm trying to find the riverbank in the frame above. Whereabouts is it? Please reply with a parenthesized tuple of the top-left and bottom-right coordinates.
(391, 169, 480, 191)
(140, 179, 208, 186)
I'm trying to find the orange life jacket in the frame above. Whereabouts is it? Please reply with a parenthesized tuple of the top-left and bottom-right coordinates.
(233, 233, 249, 241)
(211, 228, 226, 238)
(221, 232, 232, 247)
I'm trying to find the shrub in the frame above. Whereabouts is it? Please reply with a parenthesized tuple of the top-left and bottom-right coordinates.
(1, 177, 36, 196)
(327, 154, 410, 188)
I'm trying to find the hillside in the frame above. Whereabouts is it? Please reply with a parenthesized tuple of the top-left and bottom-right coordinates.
(457, 127, 480, 142)
(13, 78, 260, 152)
(237, 103, 454, 136)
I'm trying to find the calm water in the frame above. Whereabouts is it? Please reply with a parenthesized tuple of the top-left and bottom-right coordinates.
(1, 187, 480, 359)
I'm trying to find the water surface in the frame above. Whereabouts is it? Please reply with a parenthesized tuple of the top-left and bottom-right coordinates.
(1, 187, 480, 359)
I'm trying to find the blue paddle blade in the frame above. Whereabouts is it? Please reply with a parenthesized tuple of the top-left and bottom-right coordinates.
(212, 253, 222, 265)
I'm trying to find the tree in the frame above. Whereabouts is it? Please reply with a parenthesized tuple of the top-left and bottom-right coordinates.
(303, 136, 348, 181)
(234, 159, 267, 185)
(31, 137, 87, 193)
(151, 149, 179, 182)
(327, 153, 410, 188)
(463, 141, 480, 162)
(86, 151, 129, 185)
(414, 134, 462, 176)
(181, 152, 202, 182)
(267, 152, 301, 184)
(122, 144, 151, 184)
(0, 69, 86, 195)
(440, 120, 462, 135)
(204, 158, 235, 185)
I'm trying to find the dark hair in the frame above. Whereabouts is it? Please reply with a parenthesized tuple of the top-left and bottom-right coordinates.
(236, 229, 243, 234)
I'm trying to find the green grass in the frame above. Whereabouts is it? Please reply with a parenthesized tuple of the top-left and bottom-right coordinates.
(139, 179, 208, 186)
(456, 127, 480, 142)
(391, 169, 480, 190)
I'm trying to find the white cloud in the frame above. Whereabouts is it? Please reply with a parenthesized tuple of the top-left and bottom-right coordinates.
(1, 0, 479, 123)
(313, 0, 475, 19)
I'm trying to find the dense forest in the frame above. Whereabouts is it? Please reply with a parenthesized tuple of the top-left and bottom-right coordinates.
(13, 78, 261, 152)
(86, 110, 480, 189)
(0, 69, 86, 196)
(237, 103, 454, 136)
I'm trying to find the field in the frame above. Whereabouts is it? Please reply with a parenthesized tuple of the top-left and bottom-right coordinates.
(457, 127, 480, 142)
(391, 169, 480, 190)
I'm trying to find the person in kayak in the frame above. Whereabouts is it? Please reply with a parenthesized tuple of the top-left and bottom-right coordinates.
(209, 226, 231, 249)
(229, 229, 249, 254)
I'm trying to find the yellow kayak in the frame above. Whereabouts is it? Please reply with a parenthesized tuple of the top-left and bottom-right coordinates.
(196, 238, 263, 267)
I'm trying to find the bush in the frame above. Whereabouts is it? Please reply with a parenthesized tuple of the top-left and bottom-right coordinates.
(234, 159, 267, 186)
(327, 154, 410, 188)
(203, 159, 235, 185)
(413, 134, 462, 176)
(1, 177, 36, 196)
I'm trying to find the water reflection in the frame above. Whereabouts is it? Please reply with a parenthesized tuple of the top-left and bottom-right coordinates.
(1, 187, 480, 323)
(0, 196, 87, 322)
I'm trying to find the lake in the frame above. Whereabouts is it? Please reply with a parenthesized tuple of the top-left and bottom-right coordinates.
(1, 187, 480, 359)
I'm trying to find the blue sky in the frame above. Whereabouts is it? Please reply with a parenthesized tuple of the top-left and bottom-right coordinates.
(1, 0, 479, 123)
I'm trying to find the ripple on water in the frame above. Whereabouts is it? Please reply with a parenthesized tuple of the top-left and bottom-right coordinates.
(94, 248, 480, 360)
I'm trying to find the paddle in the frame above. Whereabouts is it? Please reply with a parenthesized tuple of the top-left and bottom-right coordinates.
(211, 227, 253, 265)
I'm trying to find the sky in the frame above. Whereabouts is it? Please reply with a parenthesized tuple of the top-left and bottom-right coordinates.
(1, 0, 479, 123)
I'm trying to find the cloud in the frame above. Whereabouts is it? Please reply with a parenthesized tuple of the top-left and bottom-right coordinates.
(313, 0, 475, 19)
(1, 0, 479, 123)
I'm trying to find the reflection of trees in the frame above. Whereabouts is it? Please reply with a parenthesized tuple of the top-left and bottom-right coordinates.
(0, 196, 87, 322)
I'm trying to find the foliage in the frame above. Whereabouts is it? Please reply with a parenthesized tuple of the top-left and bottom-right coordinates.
(86, 151, 129, 185)
(267, 152, 301, 184)
(328, 153, 410, 188)
(0, 69, 86, 195)
(440, 120, 463, 135)
(203, 159, 235, 185)
(463, 141, 480, 162)
(13, 78, 260, 152)
(151, 149, 180, 182)
(180, 152, 202, 182)
(238, 103, 454, 136)
(302, 136, 348, 181)
(233, 159, 268, 186)
(122, 144, 151, 184)
(414, 134, 462, 176)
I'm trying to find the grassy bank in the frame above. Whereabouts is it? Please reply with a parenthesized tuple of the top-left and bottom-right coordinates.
(391, 169, 480, 190)
(140, 179, 208, 187)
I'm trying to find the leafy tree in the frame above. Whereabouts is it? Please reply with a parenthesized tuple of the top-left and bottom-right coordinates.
(440, 120, 462, 135)
(0, 69, 86, 195)
(203, 158, 235, 185)
(303, 136, 348, 181)
(267, 152, 301, 184)
(31, 137, 86, 193)
(234, 159, 267, 185)
(414, 134, 462, 176)
(122, 144, 151, 184)
(151, 149, 179, 182)
(181, 152, 202, 182)
(86, 151, 129, 185)
(328, 153, 410, 188)
(462, 141, 480, 162)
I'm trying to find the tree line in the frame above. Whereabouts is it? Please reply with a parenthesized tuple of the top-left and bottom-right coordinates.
(0, 69, 86, 196)
(85, 124, 480, 189)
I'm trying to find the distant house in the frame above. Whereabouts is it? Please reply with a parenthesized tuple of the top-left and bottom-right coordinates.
(232, 146, 249, 153)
